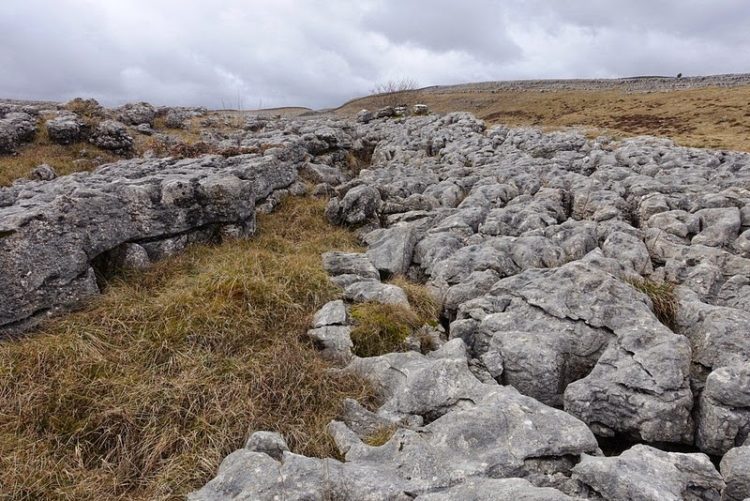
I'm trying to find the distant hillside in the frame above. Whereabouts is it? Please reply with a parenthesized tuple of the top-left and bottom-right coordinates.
(336, 74, 750, 151)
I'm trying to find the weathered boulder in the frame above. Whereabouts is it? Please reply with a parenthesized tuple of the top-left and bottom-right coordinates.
(312, 299, 348, 327)
(325, 185, 381, 226)
(188, 449, 414, 501)
(413, 104, 429, 116)
(244, 431, 289, 461)
(356, 109, 373, 123)
(117, 101, 156, 126)
(301, 162, 347, 186)
(721, 444, 750, 501)
(0, 112, 36, 153)
(364, 224, 417, 276)
(375, 106, 395, 119)
(414, 478, 575, 501)
(572, 444, 724, 501)
(451, 259, 693, 442)
(321, 251, 380, 287)
(696, 364, 750, 455)
(692, 207, 742, 247)
(46, 114, 84, 144)
(343, 280, 409, 305)
(89, 119, 134, 154)
(306, 325, 353, 364)
(0, 156, 259, 335)
(164, 108, 188, 129)
(29, 164, 57, 181)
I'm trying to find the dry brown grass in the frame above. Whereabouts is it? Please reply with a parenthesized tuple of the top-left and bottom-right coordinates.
(0, 197, 375, 500)
(388, 276, 441, 325)
(0, 125, 119, 187)
(349, 303, 422, 357)
(626, 277, 678, 330)
(349, 279, 441, 357)
(338, 85, 750, 151)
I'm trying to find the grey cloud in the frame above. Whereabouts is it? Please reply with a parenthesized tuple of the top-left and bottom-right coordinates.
(362, 0, 522, 61)
(0, 0, 748, 109)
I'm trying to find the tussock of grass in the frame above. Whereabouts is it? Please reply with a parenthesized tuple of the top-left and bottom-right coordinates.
(0, 125, 119, 186)
(349, 280, 441, 357)
(626, 277, 678, 330)
(349, 303, 421, 357)
(388, 276, 442, 325)
(0, 197, 374, 500)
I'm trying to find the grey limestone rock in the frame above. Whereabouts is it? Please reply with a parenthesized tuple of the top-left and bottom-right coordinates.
(89, 119, 134, 154)
(693, 207, 742, 248)
(356, 109, 373, 123)
(721, 444, 750, 501)
(696, 364, 750, 455)
(164, 108, 188, 129)
(117, 101, 156, 126)
(301, 162, 347, 186)
(415, 478, 576, 501)
(0, 156, 257, 335)
(244, 431, 289, 461)
(306, 325, 353, 364)
(343, 280, 409, 305)
(325, 184, 381, 226)
(0, 112, 36, 153)
(312, 299, 348, 327)
(321, 251, 380, 287)
(29, 164, 57, 181)
(188, 449, 414, 501)
(46, 114, 84, 144)
(364, 224, 417, 276)
(572, 444, 724, 501)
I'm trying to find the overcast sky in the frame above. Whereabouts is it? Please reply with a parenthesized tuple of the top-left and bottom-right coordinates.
(1, 0, 749, 109)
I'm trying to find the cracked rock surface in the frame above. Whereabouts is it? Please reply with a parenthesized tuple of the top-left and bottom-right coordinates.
(4, 109, 750, 499)
(191, 113, 750, 498)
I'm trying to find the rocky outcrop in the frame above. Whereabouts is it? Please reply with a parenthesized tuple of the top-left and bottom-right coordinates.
(46, 114, 85, 144)
(721, 444, 750, 501)
(0, 156, 257, 334)
(0, 116, 364, 335)
(164, 108, 188, 129)
(572, 444, 724, 500)
(89, 119, 134, 154)
(117, 102, 156, 126)
(5, 107, 750, 498)
(0, 112, 37, 153)
(191, 111, 750, 498)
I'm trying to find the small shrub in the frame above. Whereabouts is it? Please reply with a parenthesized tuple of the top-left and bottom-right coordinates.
(349, 303, 421, 357)
(626, 277, 678, 329)
(370, 78, 420, 108)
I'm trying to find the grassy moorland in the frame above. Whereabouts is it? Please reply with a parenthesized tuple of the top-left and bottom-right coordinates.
(0, 125, 119, 186)
(339, 84, 750, 151)
(0, 197, 375, 500)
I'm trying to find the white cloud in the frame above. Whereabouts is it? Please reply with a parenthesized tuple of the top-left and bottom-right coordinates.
(0, 0, 748, 108)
